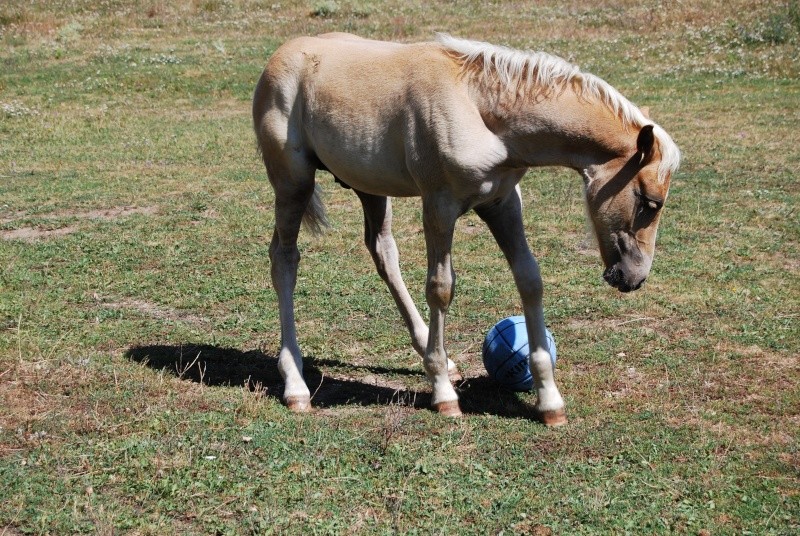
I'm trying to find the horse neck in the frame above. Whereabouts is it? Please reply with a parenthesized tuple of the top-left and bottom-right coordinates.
(475, 86, 633, 171)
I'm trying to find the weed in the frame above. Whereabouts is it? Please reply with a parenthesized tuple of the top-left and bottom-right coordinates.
(733, 1, 800, 45)
(55, 21, 83, 42)
(379, 390, 416, 455)
(311, 1, 339, 18)
(1, 100, 39, 118)
(0, 6, 28, 26)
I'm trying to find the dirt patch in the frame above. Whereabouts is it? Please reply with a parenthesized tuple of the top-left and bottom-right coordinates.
(0, 360, 66, 456)
(0, 209, 28, 225)
(102, 298, 208, 326)
(566, 316, 660, 332)
(1, 206, 158, 241)
(1, 226, 78, 241)
(61, 206, 159, 220)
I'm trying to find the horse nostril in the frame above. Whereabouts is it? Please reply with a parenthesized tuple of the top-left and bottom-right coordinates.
(603, 266, 647, 292)
(603, 266, 627, 289)
(603, 266, 618, 285)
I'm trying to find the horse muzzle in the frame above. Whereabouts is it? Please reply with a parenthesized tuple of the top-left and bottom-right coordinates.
(601, 232, 653, 292)
(603, 264, 647, 293)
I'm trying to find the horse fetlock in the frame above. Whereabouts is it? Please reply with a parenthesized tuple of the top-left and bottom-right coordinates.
(281, 375, 309, 392)
(536, 385, 565, 413)
(430, 377, 459, 407)
(278, 352, 311, 404)
(446, 358, 463, 382)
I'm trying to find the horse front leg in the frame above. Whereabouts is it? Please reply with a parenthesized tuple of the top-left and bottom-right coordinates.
(422, 196, 462, 416)
(475, 191, 567, 426)
(356, 191, 461, 380)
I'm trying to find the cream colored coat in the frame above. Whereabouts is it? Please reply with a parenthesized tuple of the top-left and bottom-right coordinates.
(253, 33, 680, 423)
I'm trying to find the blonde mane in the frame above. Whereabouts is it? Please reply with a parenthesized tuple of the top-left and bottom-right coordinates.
(436, 34, 680, 182)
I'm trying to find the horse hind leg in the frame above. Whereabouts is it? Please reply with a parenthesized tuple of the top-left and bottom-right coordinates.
(356, 191, 461, 382)
(267, 162, 319, 412)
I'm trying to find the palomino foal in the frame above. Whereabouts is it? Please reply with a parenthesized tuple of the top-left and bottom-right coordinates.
(252, 33, 680, 425)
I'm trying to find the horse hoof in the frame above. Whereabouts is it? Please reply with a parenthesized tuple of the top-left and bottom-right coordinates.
(285, 396, 312, 413)
(433, 400, 463, 417)
(539, 408, 568, 427)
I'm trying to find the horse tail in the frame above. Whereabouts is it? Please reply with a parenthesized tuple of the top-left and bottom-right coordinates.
(254, 138, 330, 236)
(302, 184, 329, 235)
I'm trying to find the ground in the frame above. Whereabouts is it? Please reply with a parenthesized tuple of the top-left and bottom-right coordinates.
(0, 1, 798, 534)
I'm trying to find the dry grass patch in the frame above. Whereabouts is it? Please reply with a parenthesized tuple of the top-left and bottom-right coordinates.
(0, 206, 158, 241)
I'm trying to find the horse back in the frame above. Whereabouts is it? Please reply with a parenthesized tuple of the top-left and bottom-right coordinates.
(254, 35, 507, 198)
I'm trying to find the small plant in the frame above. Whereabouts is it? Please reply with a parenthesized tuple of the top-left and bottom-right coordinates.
(379, 390, 415, 454)
(236, 378, 268, 420)
(350, 1, 373, 19)
(56, 21, 83, 43)
(1, 100, 39, 118)
(735, 5, 799, 46)
(195, 0, 225, 14)
(0, 6, 28, 26)
(311, 1, 339, 18)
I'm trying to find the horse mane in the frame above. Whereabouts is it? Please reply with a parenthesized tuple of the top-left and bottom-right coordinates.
(436, 34, 680, 182)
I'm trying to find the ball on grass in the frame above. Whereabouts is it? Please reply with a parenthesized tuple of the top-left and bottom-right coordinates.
(482, 315, 557, 391)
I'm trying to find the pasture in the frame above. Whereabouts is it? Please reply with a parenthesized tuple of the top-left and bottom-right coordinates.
(1, 0, 798, 533)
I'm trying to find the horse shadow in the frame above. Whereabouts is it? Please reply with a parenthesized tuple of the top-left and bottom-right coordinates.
(124, 344, 542, 421)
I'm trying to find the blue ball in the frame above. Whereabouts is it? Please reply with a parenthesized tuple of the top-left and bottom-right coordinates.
(482, 316, 557, 391)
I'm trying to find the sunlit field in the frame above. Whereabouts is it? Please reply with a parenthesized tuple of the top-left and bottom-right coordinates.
(1, 1, 798, 533)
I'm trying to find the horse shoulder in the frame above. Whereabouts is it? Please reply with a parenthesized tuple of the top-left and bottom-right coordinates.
(403, 50, 509, 179)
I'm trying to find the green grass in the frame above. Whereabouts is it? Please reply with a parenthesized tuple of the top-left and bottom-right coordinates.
(1, 0, 799, 534)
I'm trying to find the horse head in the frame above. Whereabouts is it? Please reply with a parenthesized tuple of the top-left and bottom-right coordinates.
(584, 125, 676, 292)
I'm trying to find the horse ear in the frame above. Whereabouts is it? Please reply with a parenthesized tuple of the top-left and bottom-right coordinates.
(640, 106, 650, 119)
(637, 125, 655, 161)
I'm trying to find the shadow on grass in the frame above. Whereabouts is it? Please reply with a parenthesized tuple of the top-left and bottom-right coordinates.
(125, 344, 542, 421)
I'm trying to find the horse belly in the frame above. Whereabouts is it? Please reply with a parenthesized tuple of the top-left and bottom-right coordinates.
(331, 168, 420, 197)
(306, 114, 421, 197)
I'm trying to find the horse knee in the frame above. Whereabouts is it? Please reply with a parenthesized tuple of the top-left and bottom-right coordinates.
(270, 239, 299, 260)
(524, 271, 544, 295)
(521, 275, 543, 305)
(512, 258, 543, 299)
(426, 270, 455, 309)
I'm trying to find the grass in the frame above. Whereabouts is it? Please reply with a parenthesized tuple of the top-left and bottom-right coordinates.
(1, 0, 798, 534)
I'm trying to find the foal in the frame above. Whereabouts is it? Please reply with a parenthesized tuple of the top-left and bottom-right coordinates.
(252, 33, 680, 425)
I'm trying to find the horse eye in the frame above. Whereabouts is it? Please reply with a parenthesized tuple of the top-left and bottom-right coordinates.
(636, 192, 662, 214)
